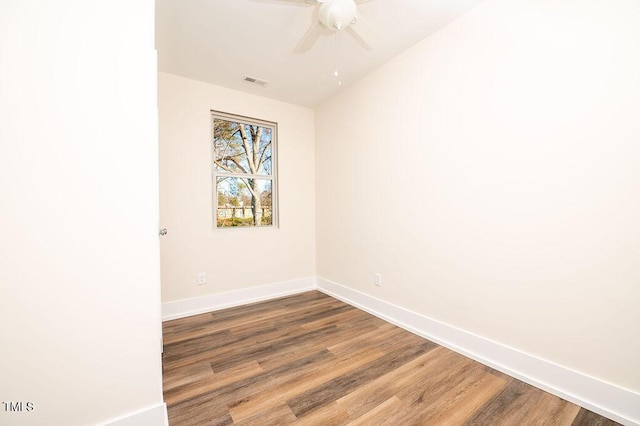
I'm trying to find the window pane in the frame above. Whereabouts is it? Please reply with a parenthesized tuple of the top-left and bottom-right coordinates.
(256, 127, 273, 175)
(216, 177, 273, 227)
(213, 119, 273, 176)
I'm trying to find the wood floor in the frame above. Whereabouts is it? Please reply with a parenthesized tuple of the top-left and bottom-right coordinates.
(162, 291, 620, 426)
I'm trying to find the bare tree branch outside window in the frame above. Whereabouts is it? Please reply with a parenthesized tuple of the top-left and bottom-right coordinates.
(212, 111, 277, 228)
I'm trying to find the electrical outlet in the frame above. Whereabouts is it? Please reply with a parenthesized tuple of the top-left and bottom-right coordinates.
(374, 273, 382, 287)
(197, 272, 207, 285)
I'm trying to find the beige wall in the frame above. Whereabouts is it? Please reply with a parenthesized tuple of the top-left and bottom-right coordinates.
(0, 1, 163, 425)
(158, 73, 316, 302)
(315, 0, 640, 393)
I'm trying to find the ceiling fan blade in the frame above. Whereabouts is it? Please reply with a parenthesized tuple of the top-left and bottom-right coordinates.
(347, 12, 379, 50)
(294, 19, 324, 53)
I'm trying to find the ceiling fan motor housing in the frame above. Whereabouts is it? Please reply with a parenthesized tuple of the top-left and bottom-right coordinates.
(319, 0, 357, 30)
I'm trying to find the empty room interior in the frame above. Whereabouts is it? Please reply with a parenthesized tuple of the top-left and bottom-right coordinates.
(2, 0, 639, 425)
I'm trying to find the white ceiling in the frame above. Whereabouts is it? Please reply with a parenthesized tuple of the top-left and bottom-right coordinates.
(156, 0, 484, 107)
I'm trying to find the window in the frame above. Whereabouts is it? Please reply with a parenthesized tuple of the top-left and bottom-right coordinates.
(211, 111, 277, 228)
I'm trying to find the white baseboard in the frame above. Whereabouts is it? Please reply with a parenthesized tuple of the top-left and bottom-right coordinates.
(317, 277, 640, 426)
(102, 403, 168, 426)
(161, 276, 316, 321)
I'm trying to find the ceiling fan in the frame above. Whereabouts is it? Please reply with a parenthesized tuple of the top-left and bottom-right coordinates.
(269, 0, 378, 53)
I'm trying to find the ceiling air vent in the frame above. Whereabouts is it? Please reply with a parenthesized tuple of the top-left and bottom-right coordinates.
(243, 75, 269, 86)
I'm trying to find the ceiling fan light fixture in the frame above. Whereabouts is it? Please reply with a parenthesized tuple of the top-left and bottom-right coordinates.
(319, 0, 357, 31)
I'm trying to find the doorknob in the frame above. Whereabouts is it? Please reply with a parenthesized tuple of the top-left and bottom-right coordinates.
(159, 228, 168, 236)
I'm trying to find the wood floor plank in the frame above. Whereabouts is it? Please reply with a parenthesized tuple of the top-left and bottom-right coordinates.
(164, 361, 264, 406)
(162, 361, 215, 393)
(346, 396, 405, 426)
(167, 349, 336, 422)
(228, 347, 386, 422)
(164, 322, 334, 372)
(227, 301, 351, 336)
(209, 325, 340, 372)
(254, 315, 383, 373)
(462, 379, 546, 425)
(392, 349, 482, 413)
(287, 341, 436, 418)
(294, 402, 350, 426)
(338, 347, 446, 418)
(526, 392, 581, 426)
(572, 408, 622, 426)
(163, 292, 334, 345)
(233, 404, 298, 425)
(162, 291, 621, 426)
(410, 367, 509, 425)
(328, 320, 424, 357)
(167, 394, 233, 426)
(299, 305, 376, 330)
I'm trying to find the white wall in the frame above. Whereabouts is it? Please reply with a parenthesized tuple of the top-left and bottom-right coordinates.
(316, 0, 640, 394)
(158, 73, 316, 303)
(0, 1, 164, 425)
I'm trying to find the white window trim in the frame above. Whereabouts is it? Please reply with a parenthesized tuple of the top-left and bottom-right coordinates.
(211, 110, 279, 229)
